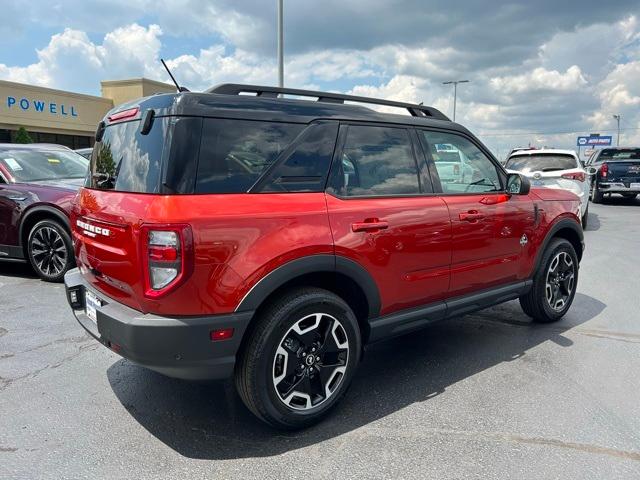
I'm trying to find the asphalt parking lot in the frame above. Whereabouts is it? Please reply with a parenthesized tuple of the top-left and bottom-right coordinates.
(1, 198, 640, 480)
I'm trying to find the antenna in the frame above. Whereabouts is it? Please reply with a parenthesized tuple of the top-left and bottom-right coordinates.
(160, 58, 189, 92)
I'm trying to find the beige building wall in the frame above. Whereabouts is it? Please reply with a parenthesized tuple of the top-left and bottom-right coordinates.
(101, 78, 176, 108)
(0, 80, 113, 135)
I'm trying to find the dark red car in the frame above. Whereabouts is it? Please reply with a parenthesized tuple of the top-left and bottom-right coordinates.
(64, 85, 584, 428)
(0, 143, 86, 281)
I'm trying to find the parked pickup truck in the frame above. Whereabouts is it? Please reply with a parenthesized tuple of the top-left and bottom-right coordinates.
(587, 147, 640, 202)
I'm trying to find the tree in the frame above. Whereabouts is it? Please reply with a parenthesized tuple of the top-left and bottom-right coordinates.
(14, 127, 33, 144)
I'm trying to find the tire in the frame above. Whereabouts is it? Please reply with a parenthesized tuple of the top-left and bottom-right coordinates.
(519, 238, 579, 323)
(27, 219, 74, 282)
(581, 204, 588, 229)
(235, 287, 361, 429)
(590, 182, 603, 203)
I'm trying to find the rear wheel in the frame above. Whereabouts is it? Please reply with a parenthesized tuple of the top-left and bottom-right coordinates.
(590, 182, 603, 203)
(520, 238, 578, 323)
(235, 287, 361, 429)
(27, 219, 74, 282)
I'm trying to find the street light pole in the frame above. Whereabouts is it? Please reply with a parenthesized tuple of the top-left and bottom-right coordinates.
(613, 114, 621, 146)
(277, 0, 284, 88)
(442, 80, 469, 122)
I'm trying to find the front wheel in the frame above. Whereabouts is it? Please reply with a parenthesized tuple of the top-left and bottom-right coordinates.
(520, 238, 579, 323)
(235, 287, 361, 429)
(27, 219, 74, 282)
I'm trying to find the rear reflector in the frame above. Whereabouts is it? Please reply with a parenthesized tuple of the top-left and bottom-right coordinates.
(210, 328, 234, 341)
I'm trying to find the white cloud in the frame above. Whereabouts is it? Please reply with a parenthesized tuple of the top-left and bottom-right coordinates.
(490, 66, 587, 95)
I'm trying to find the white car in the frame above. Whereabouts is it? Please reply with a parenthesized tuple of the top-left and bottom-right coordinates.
(505, 149, 589, 227)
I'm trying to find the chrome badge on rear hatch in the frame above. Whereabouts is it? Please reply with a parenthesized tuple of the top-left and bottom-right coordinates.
(76, 219, 111, 238)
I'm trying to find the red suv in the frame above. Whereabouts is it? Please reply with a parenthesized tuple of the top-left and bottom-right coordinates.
(64, 84, 584, 429)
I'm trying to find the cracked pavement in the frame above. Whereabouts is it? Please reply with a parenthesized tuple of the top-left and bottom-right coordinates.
(1, 198, 640, 479)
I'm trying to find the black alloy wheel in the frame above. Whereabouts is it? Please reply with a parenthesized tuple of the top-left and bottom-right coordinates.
(27, 219, 74, 282)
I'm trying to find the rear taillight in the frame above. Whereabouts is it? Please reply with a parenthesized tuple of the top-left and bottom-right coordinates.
(561, 172, 586, 182)
(600, 163, 608, 178)
(142, 225, 193, 298)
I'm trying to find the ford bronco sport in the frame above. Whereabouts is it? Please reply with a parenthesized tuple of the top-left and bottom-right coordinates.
(64, 84, 584, 429)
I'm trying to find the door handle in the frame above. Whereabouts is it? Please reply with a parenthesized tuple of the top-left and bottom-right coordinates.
(7, 195, 27, 201)
(459, 210, 484, 222)
(352, 219, 389, 232)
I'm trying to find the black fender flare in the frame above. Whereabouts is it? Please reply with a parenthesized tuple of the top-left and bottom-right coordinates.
(234, 254, 381, 318)
(19, 205, 71, 247)
(533, 218, 584, 273)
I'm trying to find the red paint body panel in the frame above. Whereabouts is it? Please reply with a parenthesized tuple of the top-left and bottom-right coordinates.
(72, 189, 333, 316)
(325, 193, 451, 315)
(443, 193, 534, 296)
(71, 184, 581, 318)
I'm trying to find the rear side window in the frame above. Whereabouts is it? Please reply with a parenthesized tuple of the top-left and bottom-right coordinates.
(329, 125, 421, 197)
(505, 154, 578, 172)
(259, 122, 339, 192)
(89, 119, 168, 192)
(195, 119, 304, 193)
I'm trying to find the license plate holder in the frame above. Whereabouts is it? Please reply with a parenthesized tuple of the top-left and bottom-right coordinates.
(85, 290, 102, 324)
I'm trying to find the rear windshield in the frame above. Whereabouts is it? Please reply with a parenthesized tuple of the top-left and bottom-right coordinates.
(88, 118, 168, 192)
(0, 148, 88, 183)
(505, 154, 577, 172)
(598, 149, 640, 161)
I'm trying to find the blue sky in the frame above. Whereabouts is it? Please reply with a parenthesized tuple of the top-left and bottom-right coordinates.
(1, 0, 639, 157)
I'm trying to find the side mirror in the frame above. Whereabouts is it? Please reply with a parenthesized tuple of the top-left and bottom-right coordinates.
(506, 173, 530, 195)
(586, 166, 597, 175)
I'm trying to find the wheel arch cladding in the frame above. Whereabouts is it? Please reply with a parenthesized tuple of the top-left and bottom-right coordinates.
(537, 219, 584, 271)
(235, 254, 381, 340)
(20, 206, 70, 253)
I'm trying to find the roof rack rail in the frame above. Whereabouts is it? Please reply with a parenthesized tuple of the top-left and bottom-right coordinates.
(206, 83, 450, 121)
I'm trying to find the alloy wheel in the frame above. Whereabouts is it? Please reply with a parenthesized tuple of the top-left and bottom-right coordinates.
(545, 251, 575, 312)
(272, 313, 349, 411)
(30, 226, 68, 277)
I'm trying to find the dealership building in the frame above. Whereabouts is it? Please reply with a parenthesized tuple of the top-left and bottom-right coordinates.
(0, 78, 175, 148)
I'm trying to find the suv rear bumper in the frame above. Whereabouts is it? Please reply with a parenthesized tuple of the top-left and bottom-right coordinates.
(598, 182, 640, 193)
(64, 268, 254, 380)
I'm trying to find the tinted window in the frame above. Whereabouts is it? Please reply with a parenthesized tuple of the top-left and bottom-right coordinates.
(89, 118, 168, 192)
(598, 148, 640, 161)
(505, 154, 578, 172)
(196, 119, 303, 194)
(0, 148, 88, 183)
(421, 131, 501, 194)
(260, 122, 338, 192)
(330, 125, 420, 196)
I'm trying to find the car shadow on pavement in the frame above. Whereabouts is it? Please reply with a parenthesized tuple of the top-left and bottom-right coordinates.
(107, 294, 606, 460)
(0, 261, 37, 279)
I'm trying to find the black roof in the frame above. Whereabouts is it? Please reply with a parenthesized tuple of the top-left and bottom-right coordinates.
(112, 83, 467, 133)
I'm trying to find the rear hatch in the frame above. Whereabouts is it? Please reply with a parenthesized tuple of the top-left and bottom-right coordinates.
(505, 153, 585, 197)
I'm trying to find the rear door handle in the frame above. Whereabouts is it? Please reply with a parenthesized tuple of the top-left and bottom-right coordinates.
(352, 220, 389, 232)
(459, 210, 484, 222)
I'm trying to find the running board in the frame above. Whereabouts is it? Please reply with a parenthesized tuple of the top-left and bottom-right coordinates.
(367, 280, 532, 343)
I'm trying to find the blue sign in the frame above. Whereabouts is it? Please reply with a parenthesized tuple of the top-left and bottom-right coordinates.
(577, 135, 612, 147)
(6, 95, 78, 118)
